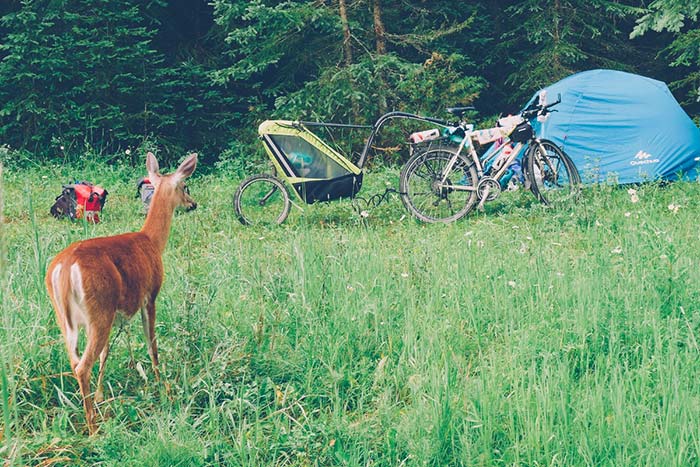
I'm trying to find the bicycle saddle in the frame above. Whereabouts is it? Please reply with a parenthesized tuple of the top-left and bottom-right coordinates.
(446, 106, 476, 118)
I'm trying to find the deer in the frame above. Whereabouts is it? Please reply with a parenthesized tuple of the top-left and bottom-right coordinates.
(45, 152, 197, 435)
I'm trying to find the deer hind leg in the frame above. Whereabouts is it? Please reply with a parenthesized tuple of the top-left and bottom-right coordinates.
(141, 300, 160, 382)
(65, 323, 81, 372)
(74, 311, 114, 435)
(94, 340, 110, 403)
(48, 264, 80, 371)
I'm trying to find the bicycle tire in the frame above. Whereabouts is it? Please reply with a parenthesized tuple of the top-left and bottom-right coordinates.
(233, 174, 292, 226)
(525, 139, 581, 206)
(399, 146, 478, 223)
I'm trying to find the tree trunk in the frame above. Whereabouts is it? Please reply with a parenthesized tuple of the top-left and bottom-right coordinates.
(552, 0, 562, 75)
(373, 0, 386, 55)
(338, 0, 352, 66)
(372, 0, 388, 113)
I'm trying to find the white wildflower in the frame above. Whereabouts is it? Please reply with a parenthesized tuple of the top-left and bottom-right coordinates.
(611, 246, 623, 254)
(668, 203, 680, 213)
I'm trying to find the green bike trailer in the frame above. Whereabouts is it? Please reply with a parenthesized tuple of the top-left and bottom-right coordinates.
(259, 120, 363, 203)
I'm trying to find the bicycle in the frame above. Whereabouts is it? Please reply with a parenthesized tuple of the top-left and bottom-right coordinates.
(399, 95, 581, 223)
(233, 111, 452, 226)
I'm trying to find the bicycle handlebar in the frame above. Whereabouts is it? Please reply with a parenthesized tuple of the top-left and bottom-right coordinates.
(521, 93, 562, 120)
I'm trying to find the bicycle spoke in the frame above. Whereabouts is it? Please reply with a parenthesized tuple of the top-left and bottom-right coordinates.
(526, 140, 580, 206)
(400, 147, 478, 223)
(234, 174, 292, 225)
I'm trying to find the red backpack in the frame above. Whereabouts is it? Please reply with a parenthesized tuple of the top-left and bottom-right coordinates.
(50, 181, 108, 223)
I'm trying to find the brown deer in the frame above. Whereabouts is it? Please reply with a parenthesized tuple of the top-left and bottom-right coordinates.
(45, 152, 197, 434)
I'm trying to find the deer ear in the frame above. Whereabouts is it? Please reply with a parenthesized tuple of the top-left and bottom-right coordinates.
(146, 152, 160, 182)
(174, 153, 198, 181)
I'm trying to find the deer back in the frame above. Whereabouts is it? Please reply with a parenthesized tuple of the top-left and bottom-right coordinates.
(47, 231, 163, 322)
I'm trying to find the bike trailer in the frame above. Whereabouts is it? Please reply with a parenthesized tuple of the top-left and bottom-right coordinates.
(259, 120, 363, 203)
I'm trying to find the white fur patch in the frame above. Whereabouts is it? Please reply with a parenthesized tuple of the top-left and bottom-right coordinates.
(68, 263, 89, 329)
(51, 264, 79, 362)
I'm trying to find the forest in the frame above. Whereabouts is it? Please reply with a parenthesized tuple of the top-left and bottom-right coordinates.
(0, 0, 698, 167)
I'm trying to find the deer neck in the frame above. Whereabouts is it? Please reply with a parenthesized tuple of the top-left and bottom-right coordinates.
(140, 189, 176, 255)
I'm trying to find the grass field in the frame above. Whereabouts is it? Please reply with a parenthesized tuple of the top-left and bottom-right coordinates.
(1, 159, 700, 466)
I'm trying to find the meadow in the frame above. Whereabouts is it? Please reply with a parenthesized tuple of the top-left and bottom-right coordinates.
(1, 158, 700, 466)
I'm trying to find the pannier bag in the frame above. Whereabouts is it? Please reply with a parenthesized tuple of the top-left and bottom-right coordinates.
(509, 121, 534, 143)
(50, 181, 108, 223)
(135, 177, 155, 212)
(408, 128, 441, 144)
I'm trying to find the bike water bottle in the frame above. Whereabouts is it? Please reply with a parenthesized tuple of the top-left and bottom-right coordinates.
(500, 168, 514, 189)
(492, 143, 513, 171)
(510, 159, 523, 182)
(537, 90, 548, 122)
(500, 159, 523, 190)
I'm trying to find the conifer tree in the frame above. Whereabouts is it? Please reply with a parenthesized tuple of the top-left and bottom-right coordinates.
(0, 0, 163, 155)
(492, 0, 644, 105)
(632, 0, 700, 112)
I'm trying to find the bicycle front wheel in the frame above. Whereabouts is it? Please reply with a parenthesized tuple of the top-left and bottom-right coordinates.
(233, 174, 292, 226)
(399, 147, 478, 223)
(525, 140, 581, 206)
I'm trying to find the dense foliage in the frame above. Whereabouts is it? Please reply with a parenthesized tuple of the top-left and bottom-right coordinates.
(0, 0, 699, 165)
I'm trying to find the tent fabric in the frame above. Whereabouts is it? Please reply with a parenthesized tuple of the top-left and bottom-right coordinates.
(526, 69, 700, 184)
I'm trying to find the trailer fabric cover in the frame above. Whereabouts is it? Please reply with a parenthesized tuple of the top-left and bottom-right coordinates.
(527, 69, 700, 184)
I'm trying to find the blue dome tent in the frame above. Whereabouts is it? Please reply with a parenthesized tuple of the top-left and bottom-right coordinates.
(526, 69, 700, 184)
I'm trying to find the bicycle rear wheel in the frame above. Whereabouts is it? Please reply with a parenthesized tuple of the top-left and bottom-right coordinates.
(234, 174, 292, 226)
(525, 140, 581, 206)
(399, 146, 478, 223)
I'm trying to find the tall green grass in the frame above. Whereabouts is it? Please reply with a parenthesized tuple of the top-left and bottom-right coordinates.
(1, 160, 700, 466)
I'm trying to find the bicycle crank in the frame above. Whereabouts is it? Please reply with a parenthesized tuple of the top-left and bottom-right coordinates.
(476, 177, 501, 202)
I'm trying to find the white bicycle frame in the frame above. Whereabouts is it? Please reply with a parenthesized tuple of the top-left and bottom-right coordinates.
(436, 127, 527, 192)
